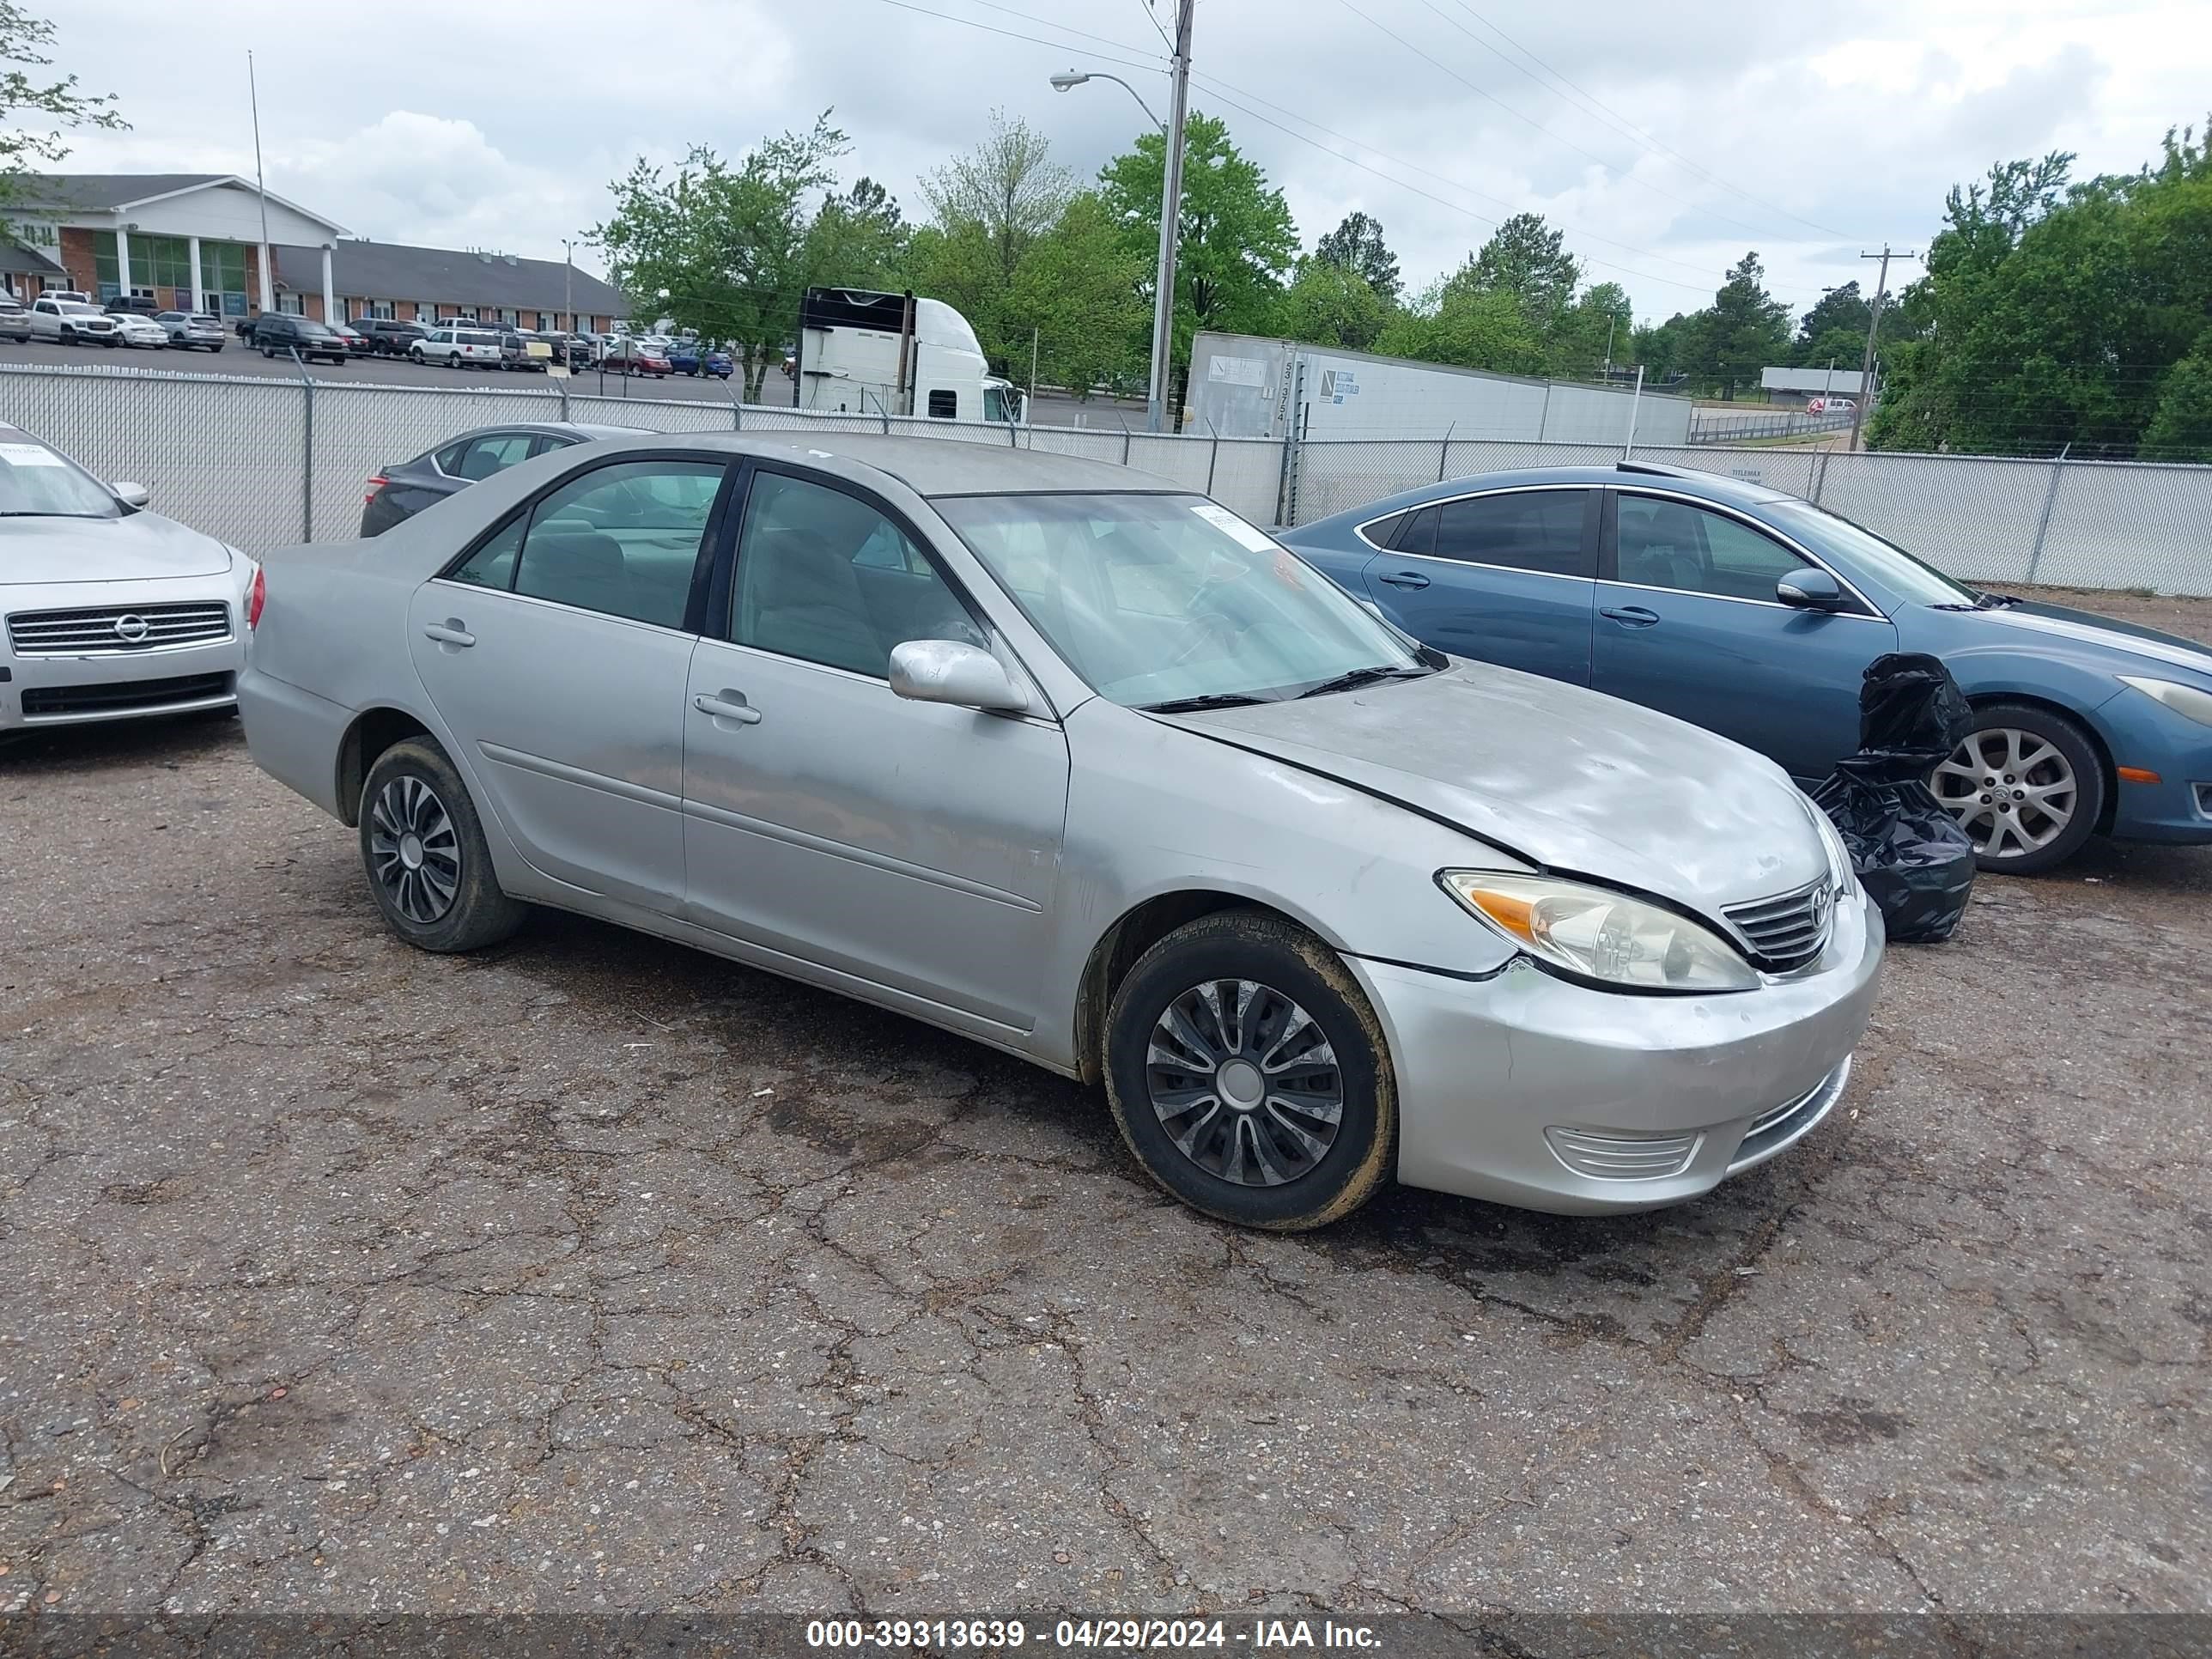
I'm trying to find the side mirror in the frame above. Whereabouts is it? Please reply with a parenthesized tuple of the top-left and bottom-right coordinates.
(112, 482, 150, 509)
(1777, 568, 1845, 611)
(888, 639, 1030, 714)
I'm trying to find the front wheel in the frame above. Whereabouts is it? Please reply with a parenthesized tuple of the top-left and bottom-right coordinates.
(359, 738, 528, 952)
(1104, 910, 1396, 1231)
(1930, 701, 2106, 874)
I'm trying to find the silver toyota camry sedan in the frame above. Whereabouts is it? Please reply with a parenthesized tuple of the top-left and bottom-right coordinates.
(2, 422, 256, 733)
(240, 434, 1883, 1230)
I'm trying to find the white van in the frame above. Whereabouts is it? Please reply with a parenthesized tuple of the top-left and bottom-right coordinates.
(410, 326, 506, 371)
(793, 288, 1024, 425)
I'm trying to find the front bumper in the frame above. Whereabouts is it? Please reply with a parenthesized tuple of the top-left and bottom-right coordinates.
(1351, 886, 1885, 1214)
(3, 580, 246, 732)
(2094, 690, 2212, 845)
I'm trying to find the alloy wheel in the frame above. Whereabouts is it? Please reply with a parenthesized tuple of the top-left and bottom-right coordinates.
(1146, 978, 1343, 1188)
(368, 775, 462, 924)
(1931, 726, 2077, 860)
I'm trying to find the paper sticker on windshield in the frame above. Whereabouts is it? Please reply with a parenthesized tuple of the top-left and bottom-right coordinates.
(1190, 501, 1277, 551)
(0, 442, 64, 467)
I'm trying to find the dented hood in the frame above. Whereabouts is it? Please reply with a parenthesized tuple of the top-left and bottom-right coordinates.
(1158, 663, 1829, 915)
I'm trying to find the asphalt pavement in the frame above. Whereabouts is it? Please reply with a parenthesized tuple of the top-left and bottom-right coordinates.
(0, 591, 2208, 1620)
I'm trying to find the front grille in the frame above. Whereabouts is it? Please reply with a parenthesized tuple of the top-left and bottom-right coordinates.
(1722, 878, 1833, 972)
(19, 671, 233, 718)
(9, 601, 231, 656)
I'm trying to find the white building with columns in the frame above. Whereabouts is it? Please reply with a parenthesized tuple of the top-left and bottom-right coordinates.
(4, 173, 349, 318)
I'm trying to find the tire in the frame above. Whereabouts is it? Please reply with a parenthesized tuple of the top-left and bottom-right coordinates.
(210, 345, 223, 354)
(358, 738, 528, 953)
(1930, 700, 2106, 875)
(1103, 909, 1397, 1231)
(59, 326, 74, 344)
(447, 353, 461, 369)
(262, 345, 276, 358)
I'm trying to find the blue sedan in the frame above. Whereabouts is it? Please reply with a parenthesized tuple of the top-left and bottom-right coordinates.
(665, 343, 734, 379)
(1279, 462, 2212, 873)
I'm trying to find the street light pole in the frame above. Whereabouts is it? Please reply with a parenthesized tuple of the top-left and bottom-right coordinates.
(1146, 0, 1195, 434)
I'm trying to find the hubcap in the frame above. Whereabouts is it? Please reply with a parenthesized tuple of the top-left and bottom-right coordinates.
(368, 775, 461, 924)
(1145, 979, 1344, 1188)
(1930, 726, 2076, 860)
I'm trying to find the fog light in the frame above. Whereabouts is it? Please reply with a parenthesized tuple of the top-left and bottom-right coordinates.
(1543, 1127, 1699, 1181)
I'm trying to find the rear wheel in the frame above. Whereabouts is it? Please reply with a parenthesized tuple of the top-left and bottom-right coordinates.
(358, 738, 528, 952)
(1104, 910, 1396, 1231)
(1930, 701, 2106, 874)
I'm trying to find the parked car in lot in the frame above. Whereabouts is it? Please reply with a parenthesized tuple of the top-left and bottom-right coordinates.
(106, 310, 171, 349)
(599, 339, 671, 377)
(666, 342, 734, 379)
(25, 296, 119, 346)
(330, 320, 374, 356)
(360, 421, 650, 536)
(0, 421, 254, 734)
(1279, 461, 2212, 872)
(239, 435, 1879, 1230)
(492, 329, 550, 372)
(155, 311, 227, 351)
(248, 313, 350, 365)
(410, 325, 506, 371)
(0, 296, 28, 342)
(350, 318, 429, 356)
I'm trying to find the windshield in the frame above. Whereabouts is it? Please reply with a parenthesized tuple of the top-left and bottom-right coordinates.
(0, 438, 123, 519)
(937, 492, 1427, 708)
(1765, 501, 1978, 605)
(57, 301, 105, 316)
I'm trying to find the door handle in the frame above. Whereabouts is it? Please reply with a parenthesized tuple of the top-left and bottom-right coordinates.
(1600, 605, 1661, 628)
(1375, 569, 1431, 590)
(422, 619, 475, 647)
(694, 690, 763, 725)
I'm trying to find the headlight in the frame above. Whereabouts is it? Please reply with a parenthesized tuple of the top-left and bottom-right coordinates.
(2119, 675, 2212, 730)
(1438, 872, 1761, 994)
(1807, 801, 1857, 897)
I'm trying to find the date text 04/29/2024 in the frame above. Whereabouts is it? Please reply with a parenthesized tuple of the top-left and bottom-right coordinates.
(804, 1619, 1385, 1650)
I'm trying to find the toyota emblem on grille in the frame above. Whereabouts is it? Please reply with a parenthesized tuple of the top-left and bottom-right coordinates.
(112, 613, 150, 644)
(1810, 885, 1833, 929)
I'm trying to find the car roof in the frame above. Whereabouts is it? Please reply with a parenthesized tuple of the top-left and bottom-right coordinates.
(586, 432, 1183, 498)
(1319, 461, 1796, 524)
(429, 422, 653, 447)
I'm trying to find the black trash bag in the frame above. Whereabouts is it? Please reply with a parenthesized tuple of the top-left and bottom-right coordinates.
(1836, 651, 1976, 784)
(1812, 653, 1978, 943)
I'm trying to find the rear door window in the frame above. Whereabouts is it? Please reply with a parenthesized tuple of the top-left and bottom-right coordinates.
(1431, 490, 1595, 577)
(507, 459, 726, 629)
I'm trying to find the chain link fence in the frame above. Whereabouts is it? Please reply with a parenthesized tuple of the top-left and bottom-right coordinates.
(4, 361, 2209, 593)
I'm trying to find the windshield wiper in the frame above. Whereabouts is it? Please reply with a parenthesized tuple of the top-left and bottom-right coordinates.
(1295, 665, 1432, 699)
(1974, 591, 2021, 609)
(1139, 692, 1273, 713)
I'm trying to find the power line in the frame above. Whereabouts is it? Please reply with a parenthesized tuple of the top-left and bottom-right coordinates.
(1191, 70, 1773, 290)
(1328, 0, 1798, 245)
(854, 0, 1163, 76)
(1437, 0, 1857, 241)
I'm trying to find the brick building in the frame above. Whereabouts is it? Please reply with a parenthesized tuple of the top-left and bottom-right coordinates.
(269, 240, 626, 334)
(4, 173, 626, 331)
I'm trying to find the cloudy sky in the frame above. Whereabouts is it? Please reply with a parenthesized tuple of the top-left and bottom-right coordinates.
(42, 0, 2212, 328)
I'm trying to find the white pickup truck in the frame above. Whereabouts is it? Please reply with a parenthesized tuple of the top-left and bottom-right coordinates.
(24, 297, 120, 347)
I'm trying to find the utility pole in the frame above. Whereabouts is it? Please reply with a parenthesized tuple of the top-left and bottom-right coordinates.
(1146, 0, 1195, 434)
(562, 238, 574, 334)
(247, 52, 273, 316)
(1850, 244, 1916, 452)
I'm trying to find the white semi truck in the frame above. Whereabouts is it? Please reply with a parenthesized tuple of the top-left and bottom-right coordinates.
(793, 287, 1024, 425)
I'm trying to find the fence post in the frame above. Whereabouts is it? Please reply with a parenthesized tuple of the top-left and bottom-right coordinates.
(1811, 447, 1832, 504)
(1121, 419, 1132, 466)
(287, 348, 315, 542)
(1205, 418, 1219, 496)
(1539, 383, 1553, 441)
(1437, 420, 1456, 483)
(556, 374, 570, 422)
(2026, 457, 2069, 583)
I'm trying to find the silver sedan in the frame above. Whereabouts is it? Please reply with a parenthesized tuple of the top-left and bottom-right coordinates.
(2, 423, 256, 732)
(238, 434, 1883, 1229)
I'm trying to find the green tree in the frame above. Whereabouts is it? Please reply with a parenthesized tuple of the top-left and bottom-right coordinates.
(920, 109, 1073, 289)
(1464, 211, 1581, 328)
(1687, 251, 1790, 398)
(1869, 129, 2212, 457)
(1099, 112, 1298, 399)
(1376, 277, 1544, 376)
(802, 176, 908, 289)
(1003, 191, 1147, 395)
(1279, 253, 1392, 350)
(2142, 331, 2212, 461)
(592, 114, 848, 400)
(1631, 314, 1692, 380)
(1545, 280, 1633, 376)
(0, 2, 125, 219)
(1312, 210, 1401, 303)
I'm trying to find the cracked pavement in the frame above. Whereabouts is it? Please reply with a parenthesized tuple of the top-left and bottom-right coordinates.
(3, 589, 2209, 1618)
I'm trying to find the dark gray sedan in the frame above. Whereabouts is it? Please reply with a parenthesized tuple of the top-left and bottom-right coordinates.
(360, 422, 648, 536)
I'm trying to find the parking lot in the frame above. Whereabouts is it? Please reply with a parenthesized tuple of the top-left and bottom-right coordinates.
(1, 585, 2208, 1620)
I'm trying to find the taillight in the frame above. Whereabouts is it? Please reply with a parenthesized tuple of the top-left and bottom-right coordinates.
(246, 566, 266, 630)
(365, 474, 388, 503)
